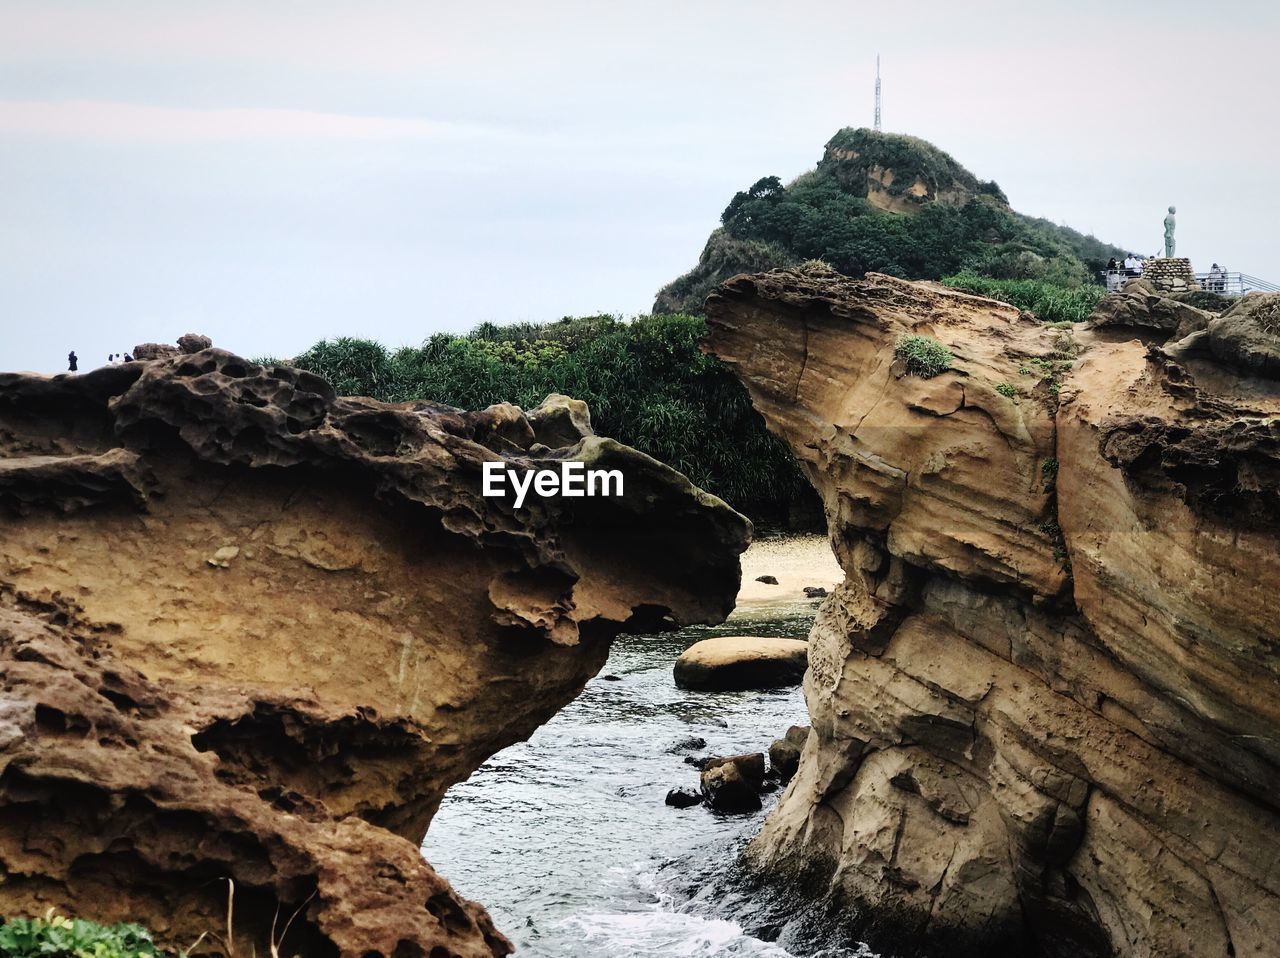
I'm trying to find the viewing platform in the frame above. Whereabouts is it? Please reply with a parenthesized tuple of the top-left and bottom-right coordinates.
(1101, 257, 1279, 297)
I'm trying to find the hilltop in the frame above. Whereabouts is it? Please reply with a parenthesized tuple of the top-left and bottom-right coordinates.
(655, 128, 1124, 313)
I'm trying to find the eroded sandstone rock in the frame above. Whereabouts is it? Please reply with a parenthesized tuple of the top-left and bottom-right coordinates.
(1206, 292, 1280, 378)
(0, 349, 750, 955)
(705, 270, 1280, 958)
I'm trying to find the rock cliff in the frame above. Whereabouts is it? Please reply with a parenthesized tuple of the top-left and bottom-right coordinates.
(0, 350, 750, 955)
(704, 270, 1280, 957)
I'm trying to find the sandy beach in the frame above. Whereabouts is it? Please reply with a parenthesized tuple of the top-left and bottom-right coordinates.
(735, 534, 843, 606)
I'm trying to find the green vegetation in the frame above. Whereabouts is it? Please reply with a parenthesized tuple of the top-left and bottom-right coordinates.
(1041, 458, 1059, 490)
(941, 271, 1104, 324)
(655, 128, 1124, 314)
(0, 914, 172, 958)
(824, 128, 991, 199)
(284, 315, 812, 522)
(894, 335, 953, 379)
(994, 382, 1018, 399)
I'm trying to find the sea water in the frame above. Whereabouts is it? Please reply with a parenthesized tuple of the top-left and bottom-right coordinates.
(426, 599, 876, 957)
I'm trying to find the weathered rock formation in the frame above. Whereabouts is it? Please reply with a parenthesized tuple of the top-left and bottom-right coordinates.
(705, 269, 1280, 957)
(0, 351, 750, 955)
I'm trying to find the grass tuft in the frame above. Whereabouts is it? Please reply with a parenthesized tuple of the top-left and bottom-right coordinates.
(894, 335, 954, 379)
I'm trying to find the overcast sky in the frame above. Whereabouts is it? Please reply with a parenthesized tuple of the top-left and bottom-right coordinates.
(2, 0, 1277, 372)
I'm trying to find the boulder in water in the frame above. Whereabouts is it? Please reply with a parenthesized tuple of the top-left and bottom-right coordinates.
(673, 636, 808, 691)
(703, 752, 766, 790)
(768, 725, 810, 783)
(700, 760, 762, 814)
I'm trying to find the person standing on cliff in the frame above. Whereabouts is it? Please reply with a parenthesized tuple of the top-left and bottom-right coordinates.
(1164, 205, 1177, 258)
(67, 351, 77, 372)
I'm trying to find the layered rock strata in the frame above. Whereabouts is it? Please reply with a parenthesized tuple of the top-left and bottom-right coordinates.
(0, 351, 749, 955)
(705, 270, 1280, 957)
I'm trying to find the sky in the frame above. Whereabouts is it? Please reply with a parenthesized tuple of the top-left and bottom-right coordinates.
(1, 0, 1278, 372)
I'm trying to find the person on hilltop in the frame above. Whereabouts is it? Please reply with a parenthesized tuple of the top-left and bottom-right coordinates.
(67, 351, 78, 372)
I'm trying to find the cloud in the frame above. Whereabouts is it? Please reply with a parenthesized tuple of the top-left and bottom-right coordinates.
(0, 99, 509, 142)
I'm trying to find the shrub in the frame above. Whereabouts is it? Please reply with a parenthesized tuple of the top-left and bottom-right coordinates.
(941, 272, 1104, 324)
(995, 382, 1017, 398)
(0, 914, 171, 958)
(894, 335, 953, 379)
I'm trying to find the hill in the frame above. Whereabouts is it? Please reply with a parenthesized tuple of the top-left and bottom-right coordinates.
(655, 128, 1124, 314)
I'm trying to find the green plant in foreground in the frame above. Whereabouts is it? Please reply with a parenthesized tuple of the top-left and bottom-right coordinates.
(995, 382, 1017, 398)
(0, 913, 171, 958)
(894, 335, 953, 379)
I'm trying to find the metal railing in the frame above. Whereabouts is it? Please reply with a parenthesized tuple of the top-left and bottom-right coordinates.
(1193, 272, 1280, 296)
(1099, 270, 1280, 297)
(1101, 269, 1141, 292)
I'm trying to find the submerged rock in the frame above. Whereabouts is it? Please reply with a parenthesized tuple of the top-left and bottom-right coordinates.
(667, 735, 708, 754)
(0, 349, 750, 955)
(672, 636, 808, 691)
(665, 787, 703, 809)
(755, 574, 779, 584)
(705, 268, 1280, 958)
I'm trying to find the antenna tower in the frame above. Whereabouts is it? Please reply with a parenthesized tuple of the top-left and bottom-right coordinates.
(874, 55, 882, 131)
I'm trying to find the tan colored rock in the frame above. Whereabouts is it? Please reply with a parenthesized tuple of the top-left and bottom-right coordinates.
(673, 636, 808, 691)
(130, 342, 180, 361)
(704, 268, 1280, 958)
(1087, 286, 1214, 340)
(0, 349, 750, 955)
(703, 751, 767, 790)
(1206, 291, 1280, 378)
(176, 332, 213, 353)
